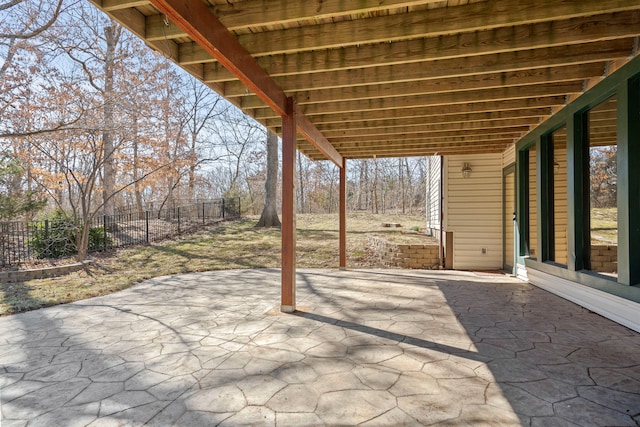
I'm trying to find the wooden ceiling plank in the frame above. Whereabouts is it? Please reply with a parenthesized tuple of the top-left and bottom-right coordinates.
(296, 139, 515, 155)
(297, 140, 516, 155)
(145, 0, 436, 38)
(102, 0, 150, 12)
(292, 108, 551, 131)
(338, 147, 508, 159)
(147, 0, 342, 166)
(198, 12, 639, 77)
(209, 0, 438, 31)
(317, 117, 542, 139)
(253, 95, 568, 121)
(251, 82, 584, 118)
(320, 128, 529, 144)
(322, 132, 519, 145)
(279, 100, 563, 125)
(217, 40, 631, 95)
(151, 0, 638, 54)
(233, 64, 603, 109)
(268, 109, 550, 131)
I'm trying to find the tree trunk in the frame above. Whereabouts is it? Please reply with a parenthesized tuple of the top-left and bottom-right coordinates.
(132, 112, 144, 214)
(102, 23, 118, 215)
(297, 151, 305, 214)
(257, 131, 281, 227)
(372, 159, 379, 214)
(188, 130, 197, 200)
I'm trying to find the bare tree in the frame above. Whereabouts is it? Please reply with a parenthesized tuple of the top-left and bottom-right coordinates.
(211, 107, 264, 197)
(181, 77, 227, 200)
(0, 0, 64, 77)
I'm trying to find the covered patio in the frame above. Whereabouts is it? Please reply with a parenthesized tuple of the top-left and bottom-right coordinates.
(85, 0, 640, 323)
(1, 269, 639, 425)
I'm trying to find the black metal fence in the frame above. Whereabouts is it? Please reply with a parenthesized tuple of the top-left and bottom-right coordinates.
(0, 198, 240, 268)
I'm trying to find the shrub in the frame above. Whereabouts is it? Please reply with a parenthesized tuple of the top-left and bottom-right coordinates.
(30, 211, 111, 259)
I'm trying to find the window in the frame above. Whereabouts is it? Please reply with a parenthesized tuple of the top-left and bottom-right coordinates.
(586, 96, 618, 277)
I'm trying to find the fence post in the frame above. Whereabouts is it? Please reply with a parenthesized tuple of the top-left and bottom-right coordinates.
(177, 207, 181, 234)
(103, 215, 108, 251)
(222, 198, 225, 220)
(45, 219, 50, 258)
(202, 203, 206, 225)
(145, 211, 149, 243)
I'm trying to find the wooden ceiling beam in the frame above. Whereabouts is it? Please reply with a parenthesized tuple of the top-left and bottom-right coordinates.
(299, 143, 511, 159)
(233, 64, 603, 109)
(339, 147, 508, 159)
(196, 12, 639, 76)
(145, 0, 434, 37)
(315, 118, 542, 139)
(266, 98, 565, 125)
(269, 108, 552, 131)
(313, 133, 518, 147)
(251, 82, 583, 119)
(319, 128, 528, 144)
(147, 0, 342, 166)
(217, 40, 631, 96)
(150, 0, 637, 53)
(253, 95, 568, 121)
(102, 0, 150, 11)
(300, 139, 516, 152)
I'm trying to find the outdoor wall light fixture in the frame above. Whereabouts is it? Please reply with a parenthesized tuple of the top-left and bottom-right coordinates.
(462, 162, 472, 178)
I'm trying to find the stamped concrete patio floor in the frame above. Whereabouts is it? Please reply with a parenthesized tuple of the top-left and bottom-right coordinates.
(1, 269, 639, 426)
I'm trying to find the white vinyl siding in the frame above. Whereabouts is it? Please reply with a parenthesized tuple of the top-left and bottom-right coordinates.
(502, 144, 516, 167)
(444, 153, 503, 270)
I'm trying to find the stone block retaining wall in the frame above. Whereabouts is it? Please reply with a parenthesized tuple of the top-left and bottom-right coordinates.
(368, 236, 440, 269)
(0, 261, 91, 283)
(590, 245, 617, 273)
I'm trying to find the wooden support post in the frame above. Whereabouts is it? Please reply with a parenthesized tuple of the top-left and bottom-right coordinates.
(281, 97, 296, 313)
(339, 158, 347, 269)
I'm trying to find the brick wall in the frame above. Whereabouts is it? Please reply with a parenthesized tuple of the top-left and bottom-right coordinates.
(368, 236, 440, 269)
(590, 245, 617, 273)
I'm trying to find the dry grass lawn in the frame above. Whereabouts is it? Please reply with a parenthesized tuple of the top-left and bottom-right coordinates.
(1, 213, 433, 315)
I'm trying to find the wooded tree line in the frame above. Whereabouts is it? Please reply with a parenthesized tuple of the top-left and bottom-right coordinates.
(1, 0, 428, 228)
(589, 146, 617, 209)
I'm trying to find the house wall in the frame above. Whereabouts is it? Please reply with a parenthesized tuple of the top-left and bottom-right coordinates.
(425, 156, 441, 238)
(514, 54, 640, 332)
(502, 144, 516, 167)
(444, 153, 503, 270)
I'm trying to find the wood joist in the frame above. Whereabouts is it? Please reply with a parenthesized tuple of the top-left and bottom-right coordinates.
(89, 0, 640, 161)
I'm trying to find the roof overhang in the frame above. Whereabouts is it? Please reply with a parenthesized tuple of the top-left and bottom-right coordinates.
(89, 0, 640, 161)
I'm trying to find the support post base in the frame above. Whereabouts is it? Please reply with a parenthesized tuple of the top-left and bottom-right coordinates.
(280, 305, 296, 313)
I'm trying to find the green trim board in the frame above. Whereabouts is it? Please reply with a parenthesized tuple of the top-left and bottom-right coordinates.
(617, 77, 640, 285)
(517, 149, 528, 259)
(539, 134, 553, 262)
(516, 53, 640, 297)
